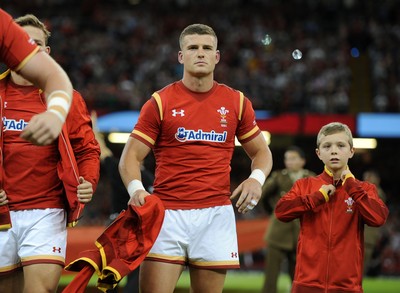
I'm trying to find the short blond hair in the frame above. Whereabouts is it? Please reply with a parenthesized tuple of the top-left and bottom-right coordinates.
(179, 23, 217, 49)
(316, 122, 353, 148)
(14, 14, 51, 45)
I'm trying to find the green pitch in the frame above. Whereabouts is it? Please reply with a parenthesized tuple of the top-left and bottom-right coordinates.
(59, 271, 400, 293)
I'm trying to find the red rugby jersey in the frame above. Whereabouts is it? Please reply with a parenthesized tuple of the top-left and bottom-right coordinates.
(132, 81, 261, 209)
(0, 9, 39, 71)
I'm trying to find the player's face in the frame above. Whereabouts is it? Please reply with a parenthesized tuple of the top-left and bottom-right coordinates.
(23, 25, 50, 54)
(178, 34, 220, 77)
(284, 151, 305, 172)
(316, 132, 354, 172)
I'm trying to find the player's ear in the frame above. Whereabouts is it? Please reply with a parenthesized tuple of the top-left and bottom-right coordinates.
(215, 50, 220, 64)
(178, 51, 184, 64)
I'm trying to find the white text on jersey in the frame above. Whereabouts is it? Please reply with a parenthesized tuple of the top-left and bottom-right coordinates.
(3, 117, 28, 131)
(175, 127, 227, 143)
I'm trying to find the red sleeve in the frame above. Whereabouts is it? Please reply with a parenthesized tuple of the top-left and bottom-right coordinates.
(66, 90, 101, 191)
(275, 178, 326, 222)
(131, 97, 161, 147)
(0, 9, 39, 71)
(343, 179, 389, 227)
(236, 96, 261, 144)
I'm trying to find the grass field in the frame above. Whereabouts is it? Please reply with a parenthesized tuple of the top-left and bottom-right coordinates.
(59, 271, 400, 293)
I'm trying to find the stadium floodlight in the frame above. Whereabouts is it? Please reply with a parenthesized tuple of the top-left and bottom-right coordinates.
(353, 138, 377, 149)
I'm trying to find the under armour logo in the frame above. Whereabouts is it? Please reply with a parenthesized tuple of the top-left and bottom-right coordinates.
(52, 247, 62, 253)
(172, 109, 185, 117)
(231, 252, 238, 258)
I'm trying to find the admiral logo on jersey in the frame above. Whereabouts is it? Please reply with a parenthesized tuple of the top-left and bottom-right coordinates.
(3, 117, 28, 131)
(175, 127, 227, 143)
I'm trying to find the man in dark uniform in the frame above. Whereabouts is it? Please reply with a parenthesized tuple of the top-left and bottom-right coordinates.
(261, 146, 315, 293)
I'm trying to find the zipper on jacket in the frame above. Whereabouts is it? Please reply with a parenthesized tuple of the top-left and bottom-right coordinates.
(325, 199, 333, 293)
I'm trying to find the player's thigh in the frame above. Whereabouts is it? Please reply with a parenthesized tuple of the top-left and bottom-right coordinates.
(188, 205, 239, 268)
(189, 267, 227, 293)
(0, 270, 24, 293)
(139, 260, 184, 293)
(23, 263, 62, 293)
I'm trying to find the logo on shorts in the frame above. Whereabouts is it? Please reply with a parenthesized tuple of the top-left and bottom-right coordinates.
(52, 246, 62, 253)
(231, 252, 238, 258)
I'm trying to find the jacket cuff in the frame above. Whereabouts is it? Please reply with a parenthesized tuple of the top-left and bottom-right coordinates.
(313, 190, 328, 206)
(319, 188, 330, 202)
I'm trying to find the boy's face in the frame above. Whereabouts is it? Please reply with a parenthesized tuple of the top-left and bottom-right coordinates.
(316, 132, 354, 172)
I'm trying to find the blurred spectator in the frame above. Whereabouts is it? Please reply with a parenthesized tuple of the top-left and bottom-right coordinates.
(363, 169, 387, 276)
(260, 146, 315, 293)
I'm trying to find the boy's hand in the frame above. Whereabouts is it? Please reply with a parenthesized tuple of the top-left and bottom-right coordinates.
(341, 169, 355, 182)
(321, 184, 336, 197)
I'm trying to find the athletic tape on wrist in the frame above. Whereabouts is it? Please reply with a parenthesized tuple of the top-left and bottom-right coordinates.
(127, 179, 145, 198)
(46, 90, 72, 123)
(249, 169, 266, 186)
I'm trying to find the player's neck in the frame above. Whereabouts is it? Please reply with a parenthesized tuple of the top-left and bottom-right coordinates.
(182, 74, 214, 93)
(10, 71, 33, 86)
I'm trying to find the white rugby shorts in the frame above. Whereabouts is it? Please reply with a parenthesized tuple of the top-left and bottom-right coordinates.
(0, 208, 67, 274)
(146, 204, 240, 269)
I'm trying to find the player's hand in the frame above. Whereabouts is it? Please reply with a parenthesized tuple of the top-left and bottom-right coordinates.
(0, 190, 8, 206)
(128, 189, 150, 207)
(230, 178, 262, 214)
(321, 184, 336, 197)
(77, 177, 93, 203)
(20, 111, 63, 145)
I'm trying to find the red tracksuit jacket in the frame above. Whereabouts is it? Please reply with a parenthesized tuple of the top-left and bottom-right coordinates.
(0, 71, 100, 228)
(275, 168, 388, 293)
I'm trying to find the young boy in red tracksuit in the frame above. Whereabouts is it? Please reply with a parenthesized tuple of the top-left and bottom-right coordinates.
(275, 122, 389, 293)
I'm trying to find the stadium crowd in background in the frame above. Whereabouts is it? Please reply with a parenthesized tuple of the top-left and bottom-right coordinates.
(3, 0, 400, 114)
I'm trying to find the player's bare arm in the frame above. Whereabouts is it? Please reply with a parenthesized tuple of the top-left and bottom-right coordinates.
(18, 51, 73, 145)
(119, 137, 152, 206)
(231, 133, 273, 213)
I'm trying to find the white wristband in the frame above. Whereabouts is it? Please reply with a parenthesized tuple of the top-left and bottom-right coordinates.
(249, 169, 266, 186)
(127, 179, 145, 198)
(46, 90, 72, 122)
